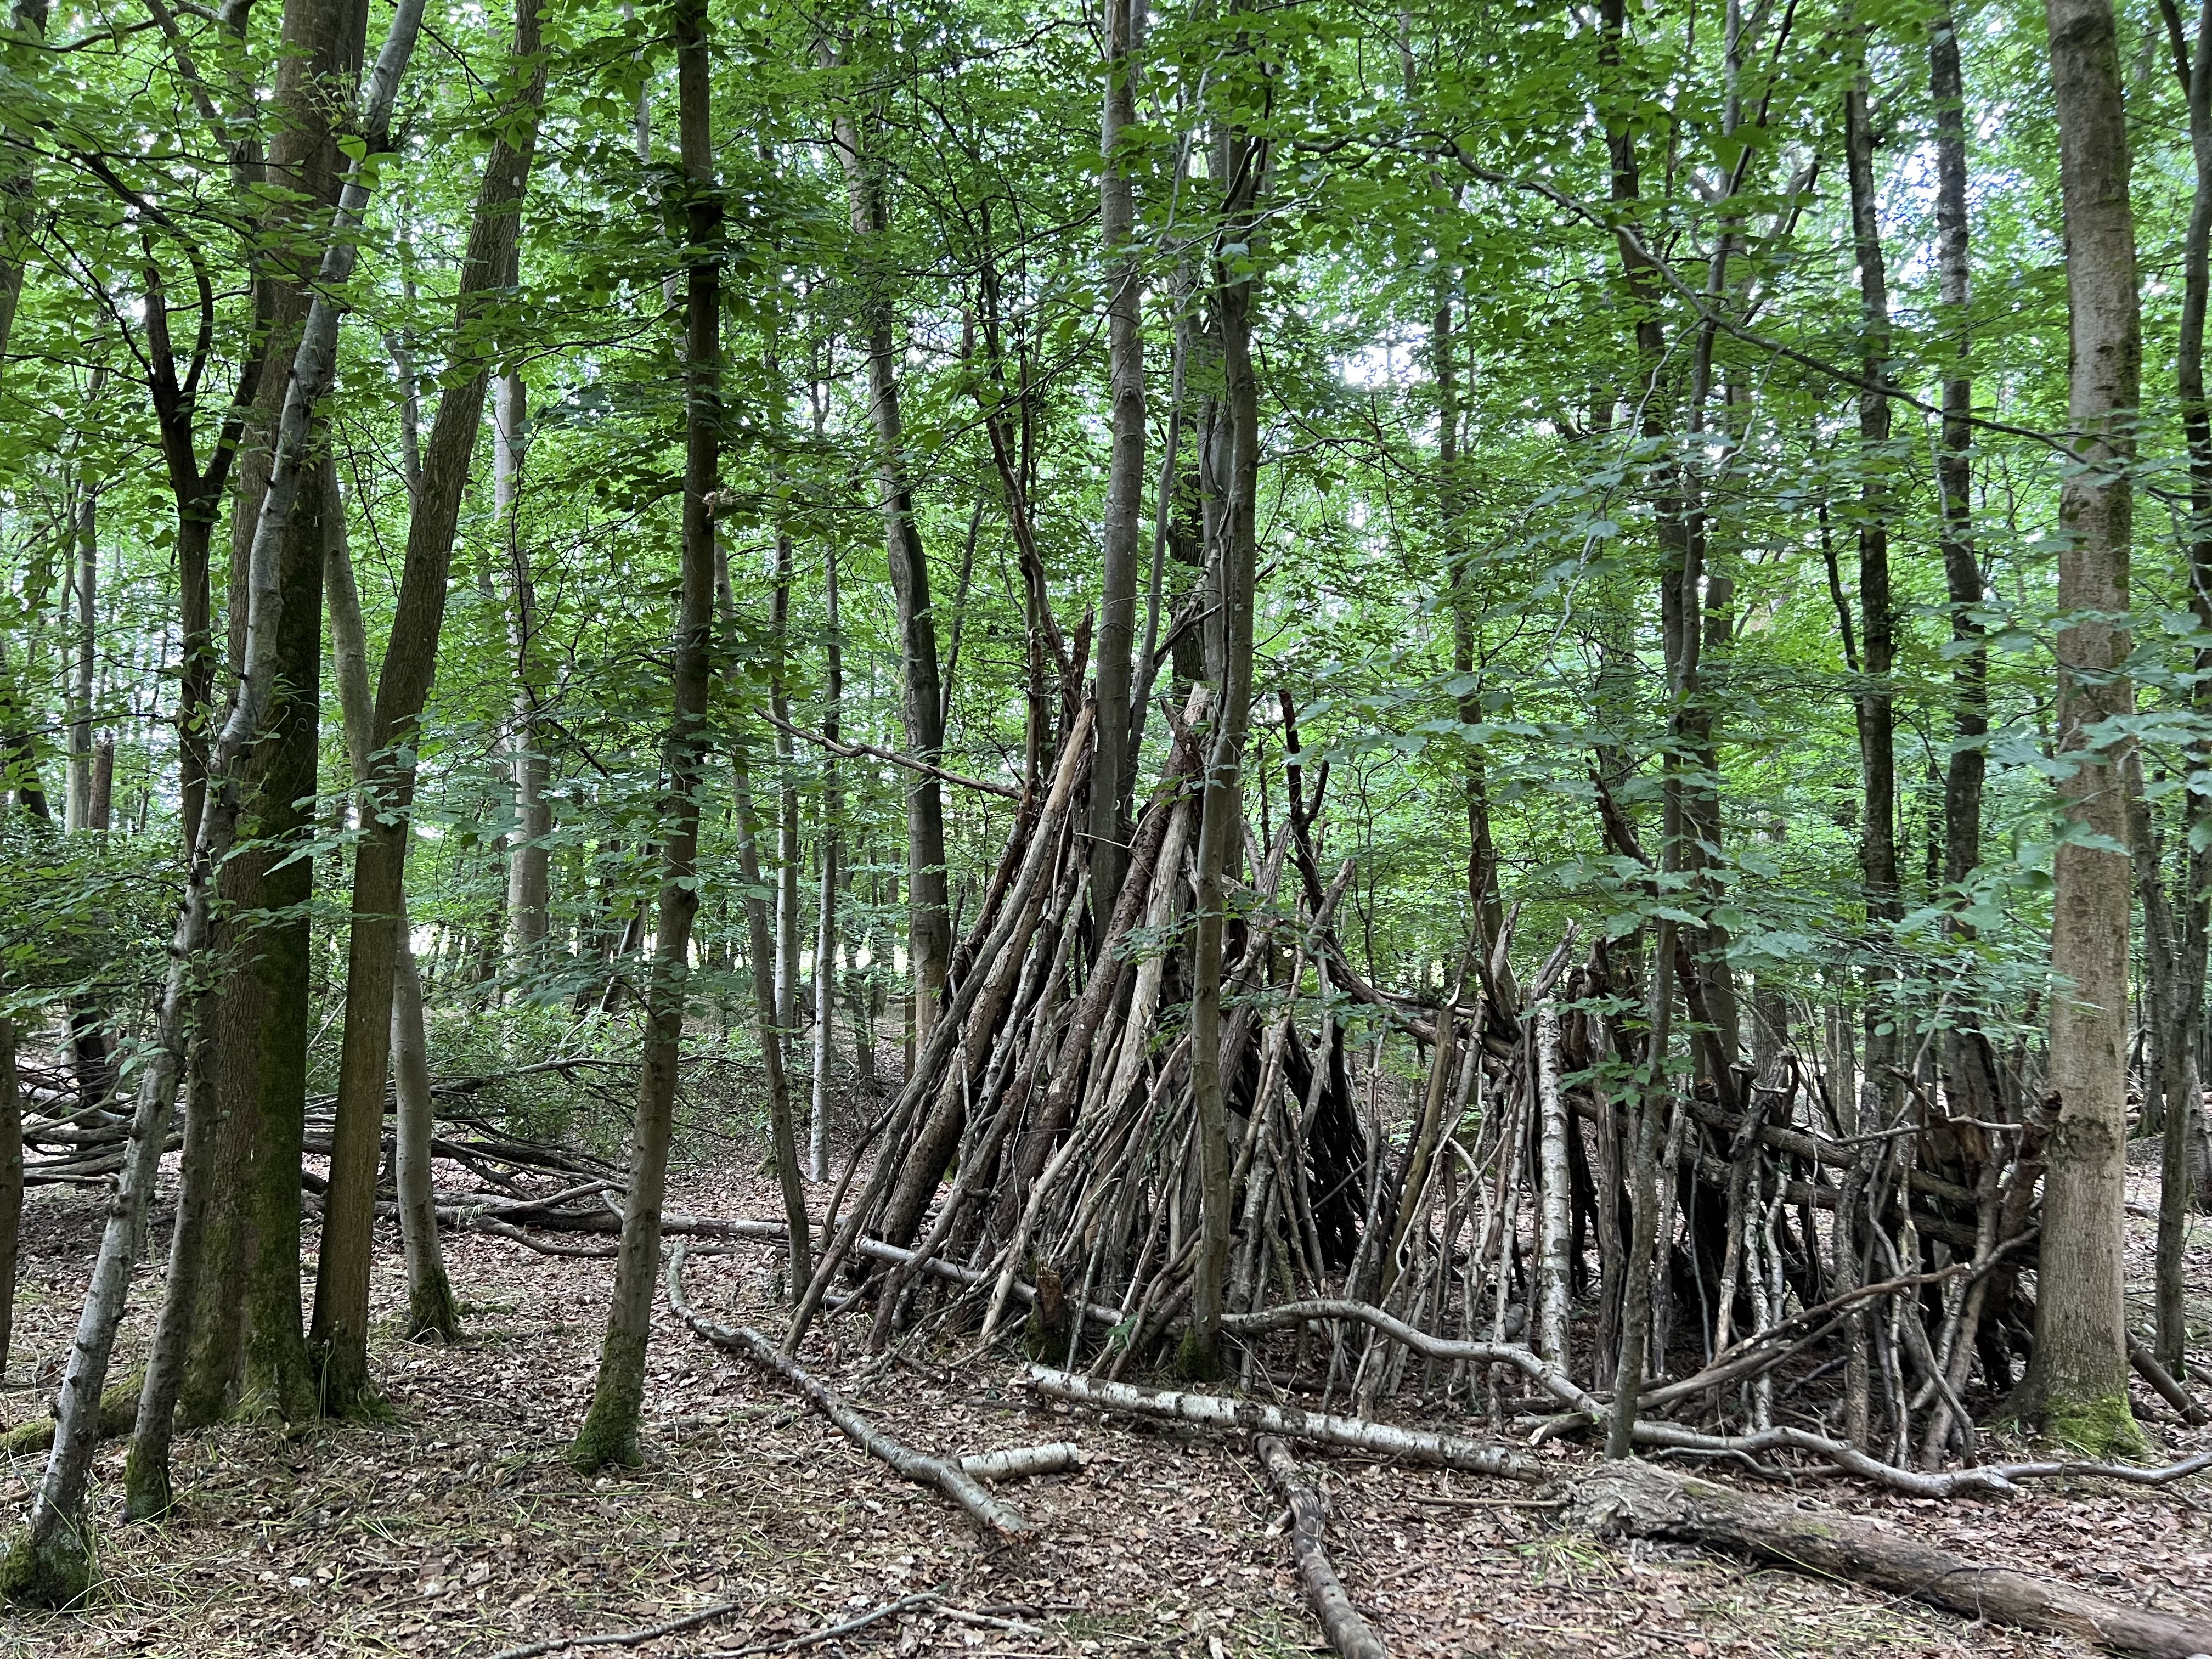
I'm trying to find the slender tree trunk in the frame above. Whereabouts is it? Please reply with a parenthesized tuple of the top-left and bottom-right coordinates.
(1846, 25, 1899, 1081)
(0, 1018, 18, 1379)
(1183, 122, 1267, 1381)
(1931, 3, 2005, 1130)
(772, 529, 802, 1053)
(390, 940, 456, 1338)
(2157, 0, 2212, 1384)
(811, 541, 843, 1181)
(311, 0, 544, 1413)
(501, 367, 552, 963)
(321, 464, 460, 1344)
(64, 490, 94, 834)
(2015, 0, 2145, 1459)
(819, 37, 950, 1041)
(571, 0, 718, 1470)
(1090, 0, 1146, 928)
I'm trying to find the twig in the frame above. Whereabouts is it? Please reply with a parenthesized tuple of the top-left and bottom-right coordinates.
(761, 708, 1022, 800)
(486, 1596, 754, 1659)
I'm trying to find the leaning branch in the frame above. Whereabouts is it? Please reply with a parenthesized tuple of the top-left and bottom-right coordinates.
(761, 708, 1022, 800)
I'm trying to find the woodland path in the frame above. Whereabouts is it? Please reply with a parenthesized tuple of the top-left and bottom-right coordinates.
(1, 1156, 2206, 1659)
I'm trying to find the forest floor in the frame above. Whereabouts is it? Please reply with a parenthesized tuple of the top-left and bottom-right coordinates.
(1, 1138, 2209, 1657)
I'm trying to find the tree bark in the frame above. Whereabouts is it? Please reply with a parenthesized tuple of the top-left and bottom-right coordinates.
(182, 0, 371, 1435)
(1570, 1461, 2212, 1659)
(0, 0, 51, 375)
(2016, 0, 2145, 1459)
(819, 34, 950, 1043)
(311, 0, 544, 1414)
(569, 0, 718, 1471)
(1183, 122, 1267, 1380)
(811, 539, 843, 1182)
(1089, 0, 1146, 930)
(501, 367, 552, 964)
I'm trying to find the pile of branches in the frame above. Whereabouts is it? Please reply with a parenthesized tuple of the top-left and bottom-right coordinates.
(708, 696, 2205, 1491)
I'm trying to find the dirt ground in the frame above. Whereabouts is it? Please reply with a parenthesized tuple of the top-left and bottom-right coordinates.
(1, 1148, 2208, 1658)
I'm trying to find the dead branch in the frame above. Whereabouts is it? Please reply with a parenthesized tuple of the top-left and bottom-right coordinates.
(2129, 1333, 2211, 1426)
(1564, 1460, 2212, 1659)
(1023, 1367, 1541, 1481)
(956, 1443, 1086, 1481)
(1255, 1434, 1390, 1659)
(1221, 1299, 1601, 1417)
(761, 707, 1023, 800)
(668, 1244, 1029, 1538)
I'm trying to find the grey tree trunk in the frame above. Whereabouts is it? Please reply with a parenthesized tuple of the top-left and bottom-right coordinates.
(811, 540, 843, 1181)
(819, 37, 950, 1043)
(2016, 0, 2145, 1460)
(501, 367, 552, 963)
(1183, 123, 1267, 1381)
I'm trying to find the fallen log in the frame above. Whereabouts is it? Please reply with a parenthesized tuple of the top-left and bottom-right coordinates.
(1564, 1459, 2212, 1659)
(667, 1244, 1028, 1538)
(1255, 1434, 1389, 1659)
(957, 1443, 1085, 1481)
(1022, 1367, 1541, 1482)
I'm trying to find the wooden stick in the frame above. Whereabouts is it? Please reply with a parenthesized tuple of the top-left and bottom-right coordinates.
(668, 1245, 1028, 1538)
(956, 1443, 1086, 1481)
(1255, 1435, 1389, 1659)
(1023, 1366, 1541, 1481)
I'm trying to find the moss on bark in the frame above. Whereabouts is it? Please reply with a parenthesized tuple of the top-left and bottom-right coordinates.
(0, 1517, 92, 1608)
(569, 1325, 648, 1472)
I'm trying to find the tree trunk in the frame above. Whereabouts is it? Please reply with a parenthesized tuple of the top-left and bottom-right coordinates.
(819, 36, 950, 1042)
(310, 0, 544, 1414)
(811, 539, 843, 1181)
(1183, 123, 1267, 1380)
(501, 367, 552, 964)
(1844, 50, 1898, 1097)
(569, 0, 718, 1471)
(180, 0, 371, 1436)
(2157, 0, 2212, 1384)
(0, 0, 52, 371)
(0, 1018, 18, 1379)
(64, 489, 94, 834)
(2016, 0, 2145, 1459)
(391, 938, 458, 1339)
(1931, 2, 2006, 1133)
(1089, 0, 1146, 931)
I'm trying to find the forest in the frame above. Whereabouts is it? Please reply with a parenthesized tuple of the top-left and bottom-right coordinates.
(2, 0, 2212, 1650)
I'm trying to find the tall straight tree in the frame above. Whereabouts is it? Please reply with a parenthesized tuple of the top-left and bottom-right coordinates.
(819, 25, 950, 1043)
(2016, 0, 2145, 1458)
(571, 0, 720, 1471)
(1183, 115, 1268, 1382)
(1089, 0, 1145, 924)
(311, 0, 547, 1414)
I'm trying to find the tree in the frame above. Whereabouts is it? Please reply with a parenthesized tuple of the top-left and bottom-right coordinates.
(2013, 0, 2146, 1459)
